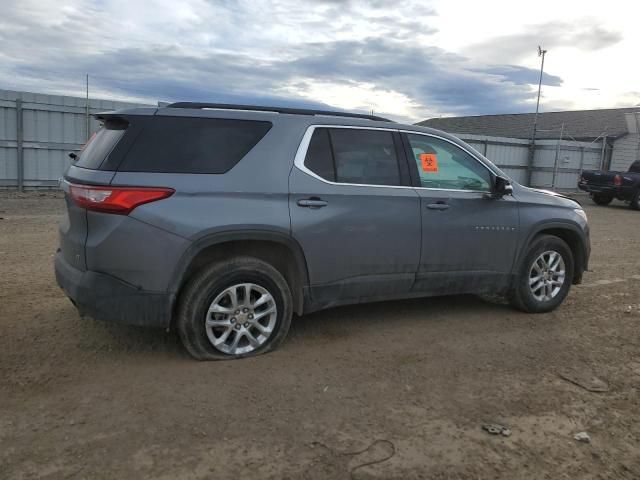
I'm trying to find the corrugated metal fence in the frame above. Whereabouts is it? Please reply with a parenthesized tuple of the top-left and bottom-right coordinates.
(0, 89, 605, 190)
(456, 133, 604, 190)
(0, 89, 150, 188)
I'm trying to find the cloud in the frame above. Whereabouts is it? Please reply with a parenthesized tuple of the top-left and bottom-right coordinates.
(612, 91, 640, 108)
(475, 65, 562, 87)
(464, 19, 623, 63)
(0, 0, 568, 120)
(283, 39, 558, 116)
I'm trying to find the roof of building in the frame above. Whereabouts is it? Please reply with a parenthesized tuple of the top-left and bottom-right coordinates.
(417, 107, 640, 141)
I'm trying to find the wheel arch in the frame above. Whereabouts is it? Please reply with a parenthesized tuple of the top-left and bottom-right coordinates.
(517, 222, 589, 284)
(169, 230, 310, 322)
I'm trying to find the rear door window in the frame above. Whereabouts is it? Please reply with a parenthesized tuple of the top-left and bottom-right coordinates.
(75, 119, 127, 169)
(304, 127, 401, 186)
(118, 116, 272, 173)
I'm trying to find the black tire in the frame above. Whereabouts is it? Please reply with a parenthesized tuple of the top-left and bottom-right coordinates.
(592, 193, 613, 206)
(176, 256, 293, 360)
(509, 235, 574, 313)
(630, 190, 640, 211)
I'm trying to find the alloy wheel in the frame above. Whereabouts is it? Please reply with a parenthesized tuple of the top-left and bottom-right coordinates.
(205, 283, 277, 355)
(528, 250, 566, 302)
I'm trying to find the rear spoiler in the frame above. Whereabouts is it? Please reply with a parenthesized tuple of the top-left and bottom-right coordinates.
(94, 108, 158, 122)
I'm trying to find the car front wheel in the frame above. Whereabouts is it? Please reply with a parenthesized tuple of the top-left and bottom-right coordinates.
(509, 235, 574, 313)
(176, 257, 293, 360)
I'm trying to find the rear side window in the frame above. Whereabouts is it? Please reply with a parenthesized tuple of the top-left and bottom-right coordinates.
(118, 117, 272, 173)
(304, 128, 401, 186)
(304, 128, 336, 181)
(75, 119, 127, 169)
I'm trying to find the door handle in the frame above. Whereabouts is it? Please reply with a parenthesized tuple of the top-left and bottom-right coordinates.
(427, 202, 450, 211)
(297, 198, 328, 208)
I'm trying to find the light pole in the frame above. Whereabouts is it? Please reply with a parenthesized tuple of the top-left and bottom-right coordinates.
(526, 46, 547, 186)
(532, 46, 547, 144)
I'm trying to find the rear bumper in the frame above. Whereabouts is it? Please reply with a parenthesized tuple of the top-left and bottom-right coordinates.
(54, 251, 172, 328)
(578, 182, 616, 195)
(578, 182, 634, 200)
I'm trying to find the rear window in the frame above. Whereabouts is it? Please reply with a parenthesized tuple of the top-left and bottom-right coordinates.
(117, 116, 272, 174)
(75, 119, 127, 169)
(630, 161, 640, 173)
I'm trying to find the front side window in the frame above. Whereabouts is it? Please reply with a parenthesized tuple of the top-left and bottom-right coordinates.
(406, 133, 492, 192)
(304, 128, 401, 186)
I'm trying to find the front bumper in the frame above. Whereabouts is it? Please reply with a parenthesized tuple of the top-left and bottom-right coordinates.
(54, 251, 172, 328)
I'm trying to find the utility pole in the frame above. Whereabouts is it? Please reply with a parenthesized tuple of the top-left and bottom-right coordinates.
(85, 74, 90, 141)
(16, 98, 23, 192)
(526, 46, 547, 187)
(551, 122, 564, 189)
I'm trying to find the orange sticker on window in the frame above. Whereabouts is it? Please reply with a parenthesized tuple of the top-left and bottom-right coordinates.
(419, 153, 438, 173)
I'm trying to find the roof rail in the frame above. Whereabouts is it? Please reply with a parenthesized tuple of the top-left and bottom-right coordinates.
(165, 102, 392, 122)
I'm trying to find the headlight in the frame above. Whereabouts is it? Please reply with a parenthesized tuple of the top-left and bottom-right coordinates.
(574, 208, 588, 222)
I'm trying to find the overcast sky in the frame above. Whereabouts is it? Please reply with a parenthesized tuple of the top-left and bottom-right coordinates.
(1, 0, 639, 122)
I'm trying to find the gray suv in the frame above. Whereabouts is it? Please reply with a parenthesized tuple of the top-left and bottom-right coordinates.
(55, 102, 590, 360)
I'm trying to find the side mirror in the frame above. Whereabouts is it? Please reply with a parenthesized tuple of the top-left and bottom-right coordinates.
(68, 152, 77, 161)
(491, 176, 513, 198)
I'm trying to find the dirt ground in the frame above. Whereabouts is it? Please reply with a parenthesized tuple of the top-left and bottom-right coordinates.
(1, 190, 639, 480)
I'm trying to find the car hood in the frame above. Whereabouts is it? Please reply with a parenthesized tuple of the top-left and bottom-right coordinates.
(513, 184, 582, 208)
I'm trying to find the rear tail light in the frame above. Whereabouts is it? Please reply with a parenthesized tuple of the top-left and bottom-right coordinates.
(614, 175, 622, 186)
(69, 184, 174, 214)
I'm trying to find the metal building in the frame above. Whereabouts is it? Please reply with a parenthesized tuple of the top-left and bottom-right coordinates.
(419, 108, 640, 173)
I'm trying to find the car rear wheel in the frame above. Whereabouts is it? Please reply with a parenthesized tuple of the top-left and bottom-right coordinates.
(592, 193, 613, 206)
(509, 235, 574, 313)
(631, 190, 640, 211)
(176, 257, 293, 360)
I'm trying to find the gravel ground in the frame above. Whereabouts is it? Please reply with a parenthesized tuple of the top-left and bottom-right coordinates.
(1, 191, 639, 479)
